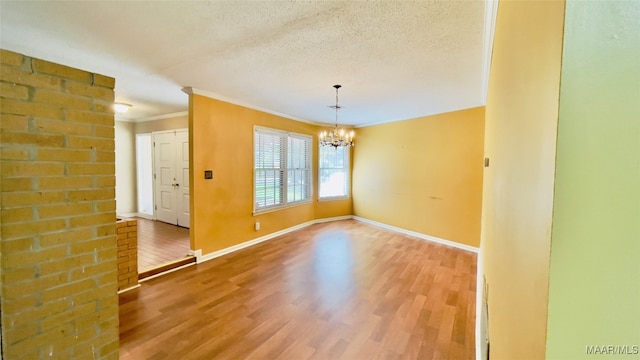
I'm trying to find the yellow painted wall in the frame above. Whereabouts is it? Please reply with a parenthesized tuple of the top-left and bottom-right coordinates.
(189, 94, 352, 254)
(352, 107, 484, 247)
(546, 1, 640, 358)
(481, 0, 565, 358)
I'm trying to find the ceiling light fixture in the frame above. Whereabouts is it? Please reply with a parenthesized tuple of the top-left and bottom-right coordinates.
(320, 84, 354, 148)
(114, 102, 132, 113)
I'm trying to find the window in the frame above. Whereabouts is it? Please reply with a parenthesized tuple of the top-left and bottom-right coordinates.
(319, 144, 350, 198)
(254, 127, 311, 212)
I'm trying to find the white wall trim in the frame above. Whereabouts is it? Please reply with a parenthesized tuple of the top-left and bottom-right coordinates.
(183, 87, 321, 126)
(133, 110, 189, 123)
(135, 212, 154, 220)
(117, 284, 141, 294)
(138, 262, 197, 282)
(481, 0, 499, 103)
(355, 104, 483, 129)
(118, 212, 155, 220)
(117, 212, 138, 219)
(313, 215, 353, 223)
(352, 216, 479, 253)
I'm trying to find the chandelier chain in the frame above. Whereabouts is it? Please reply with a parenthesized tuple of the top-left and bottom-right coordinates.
(320, 84, 354, 148)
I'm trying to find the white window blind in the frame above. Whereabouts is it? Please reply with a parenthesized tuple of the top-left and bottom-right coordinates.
(319, 144, 350, 198)
(254, 127, 311, 212)
(287, 135, 311, 203)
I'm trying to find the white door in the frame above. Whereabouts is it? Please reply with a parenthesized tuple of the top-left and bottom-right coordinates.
(153, 130, 190, 228)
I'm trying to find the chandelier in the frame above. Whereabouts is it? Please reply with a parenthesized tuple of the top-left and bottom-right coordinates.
(320, 84, 354, 148)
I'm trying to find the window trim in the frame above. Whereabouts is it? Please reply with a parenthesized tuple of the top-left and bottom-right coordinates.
(318, 143, 351, 200)
(253, 126, 313, 214)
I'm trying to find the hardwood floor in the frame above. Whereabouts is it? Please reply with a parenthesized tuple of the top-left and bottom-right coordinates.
(136, 217, 191, 272)
(119, 219, 477, 359)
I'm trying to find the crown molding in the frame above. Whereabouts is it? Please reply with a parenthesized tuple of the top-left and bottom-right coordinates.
(481, 0, 499, 103)
(182, 87, 322, 126)
(134, 111, 189, 122)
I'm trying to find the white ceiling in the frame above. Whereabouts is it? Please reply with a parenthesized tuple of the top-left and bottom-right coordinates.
(0, 1, 493, 126)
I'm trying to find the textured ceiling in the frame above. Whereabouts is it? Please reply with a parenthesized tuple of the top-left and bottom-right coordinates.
(0, 1, 491, 126)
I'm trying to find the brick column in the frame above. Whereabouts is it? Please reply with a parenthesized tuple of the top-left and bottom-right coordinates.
(116, 218, 138, 291)
(1, 49, 119, 359)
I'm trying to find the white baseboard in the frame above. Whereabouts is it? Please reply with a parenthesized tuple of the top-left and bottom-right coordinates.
(117, 212, 154, 220)
(135, 212, 154, 220)
(352, 216, 479, 253)
(117, 212, 138, 219)
(117, 284, 141, 294)
(313, 215, 353, 223)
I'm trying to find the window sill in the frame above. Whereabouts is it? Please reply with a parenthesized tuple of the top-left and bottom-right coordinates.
(318, 196, 351, 202)
(253, 199, 312, 216)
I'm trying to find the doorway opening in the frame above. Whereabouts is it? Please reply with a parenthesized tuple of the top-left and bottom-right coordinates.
(135, 129, 193, 277)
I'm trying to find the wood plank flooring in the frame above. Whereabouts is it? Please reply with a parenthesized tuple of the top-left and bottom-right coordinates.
(136, 217, 191, 272)
(119, 219, 477, 359)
